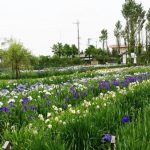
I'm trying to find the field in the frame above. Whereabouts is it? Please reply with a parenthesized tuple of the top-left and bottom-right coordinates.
(0, 66, 150, 150)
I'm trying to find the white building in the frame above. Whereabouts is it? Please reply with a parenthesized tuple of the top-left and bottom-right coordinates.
(109, 45, 137, 64)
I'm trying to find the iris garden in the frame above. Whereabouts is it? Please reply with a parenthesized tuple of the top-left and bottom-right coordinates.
(0, 66, 150, 149)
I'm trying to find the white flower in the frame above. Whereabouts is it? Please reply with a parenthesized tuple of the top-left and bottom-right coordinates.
(54, 117, 59, 122)
(47, 112, 52, 118)
(103, 103, 107, 106)
(38, 114, 44, 121)
(52, 105, 58, 111)
(28, 123, 32, 129)
(58, 108, 62, 112)
(11, 125, 16, 132)
(0, 102, 3, 107)
(28, 96, 32, 100)
(76, 110, 80, 114)
(45, 119, 50, 123)
(59, 120, 62, 124)
(33, 129, 38, 134)
(48, 124, 52, 129)
(68, 104, 72, 108)
(63, 122, 66, 125)
(8, 99, 15, 104)
(96, 105, 100, 109)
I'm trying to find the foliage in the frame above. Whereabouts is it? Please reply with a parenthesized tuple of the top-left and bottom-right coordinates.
(5, 42, 31, 79)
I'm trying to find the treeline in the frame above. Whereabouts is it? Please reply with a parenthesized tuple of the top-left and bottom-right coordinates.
(113, 0, 150, 64)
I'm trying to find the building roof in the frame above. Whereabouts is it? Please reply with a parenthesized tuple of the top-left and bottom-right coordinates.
(109, 45, 128, 48)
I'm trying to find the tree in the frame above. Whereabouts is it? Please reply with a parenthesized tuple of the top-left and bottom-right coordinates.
(145, 8, 150, 64)
(6, 42, 31, 79)
(71, 44, 78, 57)
(114, 20, 122, 53)
(52, 42, 63, 57)
(99, 29, 108, 51)
(121, 29, 127, 46)
(85, 45, 96, 60)
(122, 0, 145, 64)
(63, 44, 72, 57)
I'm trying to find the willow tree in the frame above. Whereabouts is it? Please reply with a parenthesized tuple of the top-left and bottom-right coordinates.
(6, 42, 31, 79)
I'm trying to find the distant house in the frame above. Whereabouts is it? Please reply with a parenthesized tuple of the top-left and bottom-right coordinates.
(109, 45, 137, 64)
(79, 53, 93, 64)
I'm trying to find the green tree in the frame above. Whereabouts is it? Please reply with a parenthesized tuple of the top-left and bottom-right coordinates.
(121, 28, 128, 46)
(145, 8, 150, 64)
(6, 42, 31, 79)
(122, 0, 145, 64)
(71, 44, 78, 57)
(99, 29, 108, 51)
(52, 42, 63, 57)
(63, 44, 72, 57)
(114, 20, 122, 53)
(85, 45, 96, 60)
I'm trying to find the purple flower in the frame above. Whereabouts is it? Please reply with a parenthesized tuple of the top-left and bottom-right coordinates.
(112, 80, 119, 86)
(122, 115, 130, 123)
(64, 98, 69, 101)
(21, 97, 30, 105)
(73, 92, 79, 98)
(82, 92, 87, 96)
(30, 105, 36, 110)
(62, 103, 67, 109)
(46, 100, 51, 106)
(0, 106, 10, 112)
(102, 134, 112, 142)
(23, 105, 27, 111)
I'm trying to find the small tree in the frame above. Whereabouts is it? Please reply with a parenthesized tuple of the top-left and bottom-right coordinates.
(71, 44, 78, 57)
(85, 45, 96, 60)
(6, 42, 31, 79)
(51, 42, 63, 57)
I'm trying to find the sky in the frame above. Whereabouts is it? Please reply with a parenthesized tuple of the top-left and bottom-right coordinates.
(0, 0, 150, 56)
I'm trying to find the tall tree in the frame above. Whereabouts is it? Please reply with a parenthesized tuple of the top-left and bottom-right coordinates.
(99, 29, 108, 51)
(114, 20, 122, 53)
(121, 29, 127, 46)
(122, 0, 145, 64)
(145, 8, 150, 63)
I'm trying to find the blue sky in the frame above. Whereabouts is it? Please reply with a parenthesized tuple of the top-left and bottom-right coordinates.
(0, 0, 149, 56)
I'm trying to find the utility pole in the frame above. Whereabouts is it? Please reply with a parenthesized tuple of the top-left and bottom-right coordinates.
(95, 41, 97, 48)
(73, 20, 80, 55)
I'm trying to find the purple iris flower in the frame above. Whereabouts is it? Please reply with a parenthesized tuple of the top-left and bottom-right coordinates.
(122, 115, 130, 123)
(102, 134, 112, 142)
(112, 80, 119, 86)
(0, 106, 10, 112)
(21, 97, 30, 105)
(64, 98, 69, 101)
(23, 105, 27, 111)
(30, 105, 36, 110)
(73, 92, 79, 98)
